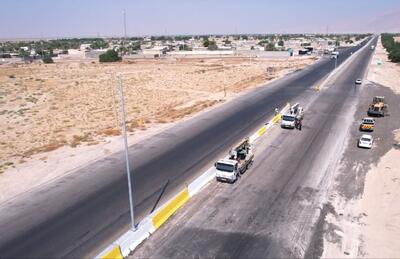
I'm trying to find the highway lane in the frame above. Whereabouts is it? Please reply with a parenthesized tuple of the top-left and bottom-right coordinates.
(131, 37, 378, 258)
(0, 39, 371, 258)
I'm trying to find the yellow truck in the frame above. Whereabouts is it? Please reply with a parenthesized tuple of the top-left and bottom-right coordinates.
(368, 96, 388, 117)
(359, 117, 375, 132)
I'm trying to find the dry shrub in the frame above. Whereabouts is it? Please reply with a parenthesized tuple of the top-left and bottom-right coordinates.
(127, 118, 147, 132)
(70, 133, 93, 147)
(98, 128, 121, 136)
(23, 141, 66, 157)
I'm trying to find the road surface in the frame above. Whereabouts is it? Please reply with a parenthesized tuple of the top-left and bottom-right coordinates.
(131, 37, 378, 258)
(0, 38, 373, 258)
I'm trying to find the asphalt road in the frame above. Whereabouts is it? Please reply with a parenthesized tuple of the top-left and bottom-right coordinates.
(0, 38, 373, 258)
(131, 37, 378, 258)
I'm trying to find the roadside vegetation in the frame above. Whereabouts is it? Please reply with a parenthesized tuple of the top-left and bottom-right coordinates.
(99, 49, 121, 62)
(381, 33, 400, 63)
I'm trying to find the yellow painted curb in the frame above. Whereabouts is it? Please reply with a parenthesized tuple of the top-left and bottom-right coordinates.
(258, 126, 267, 136)
(271, 114, 281, 124)
(102, 245, 123, 259)
(152, 188, 190, 229)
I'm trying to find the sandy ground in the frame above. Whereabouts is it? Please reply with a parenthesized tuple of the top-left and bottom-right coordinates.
(0, 56, 315, 203)
(322, 36, 400, 258)
(368, 37, 400, 94)
(323, 130, 400, 258)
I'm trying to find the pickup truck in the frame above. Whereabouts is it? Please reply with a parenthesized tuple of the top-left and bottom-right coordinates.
(215, 139, 254, 183)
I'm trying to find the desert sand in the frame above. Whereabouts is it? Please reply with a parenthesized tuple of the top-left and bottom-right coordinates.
(0, 57, 315, 171)
(368, 37, 400, 94)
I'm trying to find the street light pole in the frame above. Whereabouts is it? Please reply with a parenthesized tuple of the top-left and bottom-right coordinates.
(118, 74, 136, 230)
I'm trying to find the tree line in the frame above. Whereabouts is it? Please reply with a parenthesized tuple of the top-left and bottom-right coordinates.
(381, 33, 400, 63)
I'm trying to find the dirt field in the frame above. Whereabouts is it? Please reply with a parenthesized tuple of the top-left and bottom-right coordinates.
(0, 56, 315, 173)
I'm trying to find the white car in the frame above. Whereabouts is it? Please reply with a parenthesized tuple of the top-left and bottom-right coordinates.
(281, 114, 296, 129)
(355, 78, 362, 84)
(358, 134, 373, 149)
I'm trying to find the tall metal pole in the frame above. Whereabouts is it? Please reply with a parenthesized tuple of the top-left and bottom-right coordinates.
(123, 9, 127, 56)
(123, 9, 127, 39)
(118, 75, 136, 230)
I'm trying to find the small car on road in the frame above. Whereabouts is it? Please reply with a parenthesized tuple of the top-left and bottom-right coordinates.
(358, 134, 373, 149)
(355, 78, 362, 84)
(359, 117, 375, 131)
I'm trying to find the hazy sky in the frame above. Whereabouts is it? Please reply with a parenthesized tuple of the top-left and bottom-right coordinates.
(1, 0, 399, 38)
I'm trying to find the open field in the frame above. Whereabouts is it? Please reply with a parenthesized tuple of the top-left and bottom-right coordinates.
(0, 56, 316, 173)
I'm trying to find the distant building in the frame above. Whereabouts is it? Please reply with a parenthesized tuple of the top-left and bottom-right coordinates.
(80, 44, 91, 52)
(142, 46, 168, 56)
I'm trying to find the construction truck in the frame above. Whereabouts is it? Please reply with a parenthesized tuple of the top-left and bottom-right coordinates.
(367, 96, 388, 117)
(281, 103, 304, 129)
(215, 138, 254, 183)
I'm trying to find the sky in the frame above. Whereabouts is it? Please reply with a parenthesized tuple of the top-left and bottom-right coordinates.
(1, 0, 399, 39)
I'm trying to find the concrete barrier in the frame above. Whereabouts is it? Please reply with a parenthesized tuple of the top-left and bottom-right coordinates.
(151, 188, 190, 229)
(188, 167, 216, 197)
(271, 114, 282, 124)
(101, 245, 123, 259)
(117, 218, 155, 257)
(257, 126, 267, 137)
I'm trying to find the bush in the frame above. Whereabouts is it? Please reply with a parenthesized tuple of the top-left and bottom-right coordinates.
(278, 40, 284, 47)
(99, 49, 121, 63)
(207, 41, 218, 51)
(264, 43, 276, 51)
(179, 44, 192, 51)
(43, 56, 54, 64)
(258, 40, 269, 46)
(203, 39, 210, 47)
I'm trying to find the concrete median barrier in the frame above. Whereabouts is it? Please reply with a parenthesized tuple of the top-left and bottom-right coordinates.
(257, 126, 267, 137)
(101, 245, 123, 259)
(118, 218, 155, 257)
(151, 188, 190, 229)
(188, 167, 216, 197)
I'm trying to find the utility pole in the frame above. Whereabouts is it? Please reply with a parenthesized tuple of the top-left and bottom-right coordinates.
(123, 9, 127, 39)
(118, 75, 136, 230)
(123, 9, 127, 56)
